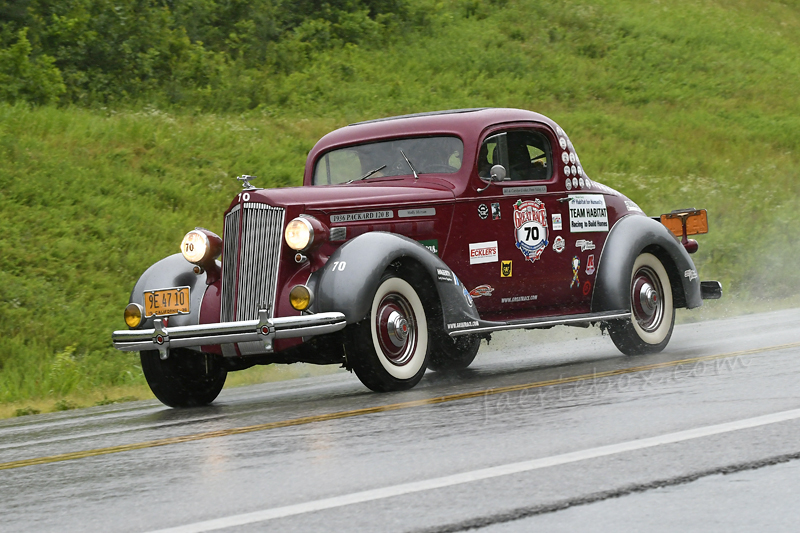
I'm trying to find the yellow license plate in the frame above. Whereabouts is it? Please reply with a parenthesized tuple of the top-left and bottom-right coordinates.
(144, 287, 190, 318)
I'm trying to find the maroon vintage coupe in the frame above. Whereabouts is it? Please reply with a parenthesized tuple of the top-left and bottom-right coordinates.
(112, 108, 721, 407)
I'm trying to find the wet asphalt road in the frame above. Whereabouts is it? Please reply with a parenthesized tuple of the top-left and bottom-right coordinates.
(2, 308, 800, 532)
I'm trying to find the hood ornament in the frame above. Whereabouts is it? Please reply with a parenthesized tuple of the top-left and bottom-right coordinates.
(237, 175, 257, 190)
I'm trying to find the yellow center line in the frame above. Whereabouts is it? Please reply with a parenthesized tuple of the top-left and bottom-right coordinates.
(3, 341, 800, 471)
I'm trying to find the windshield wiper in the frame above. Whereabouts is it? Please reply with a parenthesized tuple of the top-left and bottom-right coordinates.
(400, 149, 419, 179)
(347, 164, 387, 184)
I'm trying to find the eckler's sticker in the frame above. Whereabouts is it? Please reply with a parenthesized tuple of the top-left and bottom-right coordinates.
(469, 285, 494, 298)
(469, 241, 499, 264)
(436, 268, 453, 283)
(492, 202, 501, 220)
(552, 213, 563, 231)
(585, 254, 596, 275)
(330, 210, 393, 222)
(478, 204, 489, 220)
(553, 235, 566, 253)
(501, 260, 512, 277)
(571, 256, 581, 288)
(513, 199, 548, 264)
(568, 194, 609, 233)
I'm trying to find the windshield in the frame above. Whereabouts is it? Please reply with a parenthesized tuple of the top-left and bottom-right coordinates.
(313, 136, 463, 185)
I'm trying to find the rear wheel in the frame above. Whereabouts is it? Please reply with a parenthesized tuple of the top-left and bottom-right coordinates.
(346, 272, 428, 392)
(140, 349, 227, 407)
(428, 334, 480, 372)
(608, 253, 675, 355)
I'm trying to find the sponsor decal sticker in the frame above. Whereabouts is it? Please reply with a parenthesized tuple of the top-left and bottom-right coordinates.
(330, 210, 393, 223)
(559, 137, 567, 150)
(569, 152, 576, 164)
(478, 204, 489, 220)
(419, 239, 439, 255)
(624, 200, 643, 213)
(513, 199, 549, 264)
(399, 208, 436, 218)
(568, 194, 609, 233)
(436, 268, 453, 283)
(501, 260, 513, 277)
(583, 281, 592, 296)
(562, 151, 570, 164)
(552, 213, 563, 231)
(564, 165, 572, 176)
(447, 320, 479, 330)
(565, 178, 572, 191)
(575, 239, 596, 252)
(469, 241, 499, 265)
(553, 235, 566, 253)
(578, 176, 584, 188)
(469, 284, 494, 298)
(585, 254, 596, 276)
(462, 285, 474, 307)
(571, 256, 581, 288)
(501, 294, 538, 303)
(503, 186, 547, 195)
(684, 269, 698, 282)
(492, 202, 501, 220)
(572, 177, 578, 188)
(578, 165, 583, 177)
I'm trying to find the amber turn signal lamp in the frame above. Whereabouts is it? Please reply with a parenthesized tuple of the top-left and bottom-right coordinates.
(289, 285, 313, 311)
(124, 303, 144, 328)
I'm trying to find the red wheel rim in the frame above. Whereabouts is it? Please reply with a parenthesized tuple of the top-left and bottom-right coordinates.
(374, 292, 417, 366)
(631, 265, 664, 332)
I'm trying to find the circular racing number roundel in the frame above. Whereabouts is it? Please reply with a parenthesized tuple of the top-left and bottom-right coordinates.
(513, 199, 548, 264)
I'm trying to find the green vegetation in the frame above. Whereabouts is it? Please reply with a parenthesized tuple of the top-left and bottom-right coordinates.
(1, 0, 799, 414)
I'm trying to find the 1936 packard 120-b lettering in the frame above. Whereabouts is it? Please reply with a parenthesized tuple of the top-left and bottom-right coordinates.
(112, 108, 722, 407)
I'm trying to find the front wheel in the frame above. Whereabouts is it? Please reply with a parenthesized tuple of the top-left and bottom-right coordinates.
(140, 349, 227, 407)
(608, 253, 675, 355)
(346, 273, 429, 392)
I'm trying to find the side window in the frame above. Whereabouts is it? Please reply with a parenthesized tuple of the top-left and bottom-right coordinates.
(506, 130, 551, 181)
(477, 133, 508, 179)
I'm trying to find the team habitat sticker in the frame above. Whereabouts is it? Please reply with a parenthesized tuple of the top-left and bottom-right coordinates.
(568, 194, 609, 233)
(330, 210, 393, 223)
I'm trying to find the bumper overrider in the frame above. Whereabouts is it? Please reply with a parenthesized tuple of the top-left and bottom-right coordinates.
(112, 309, 347, 358)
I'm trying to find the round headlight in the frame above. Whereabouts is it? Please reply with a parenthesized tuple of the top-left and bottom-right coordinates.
(181, 230, 210, 263)
(289, 285, 314, 311)
(124, 303, 144, 328)
(285, 218, 314, 251)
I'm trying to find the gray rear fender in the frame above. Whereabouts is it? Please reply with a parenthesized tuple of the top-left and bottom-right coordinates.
(129, 253, 210, 333)
(311, 232, 480, 329)
(592, 215, 702, 313)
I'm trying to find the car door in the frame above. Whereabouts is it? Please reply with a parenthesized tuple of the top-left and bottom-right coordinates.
(450, 125, 596, 319)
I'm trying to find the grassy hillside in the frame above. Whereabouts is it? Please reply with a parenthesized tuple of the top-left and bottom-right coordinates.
(2, 0, 799, 413)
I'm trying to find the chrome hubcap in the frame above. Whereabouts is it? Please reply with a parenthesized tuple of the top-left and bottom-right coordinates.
(375, 293, 417, 366)
(631, 266, 664, 332)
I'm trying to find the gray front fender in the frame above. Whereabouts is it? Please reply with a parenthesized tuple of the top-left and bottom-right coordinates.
(592, 215, 702, 313)
(129, 253, 210, 332)
(311, 232, 480, 330)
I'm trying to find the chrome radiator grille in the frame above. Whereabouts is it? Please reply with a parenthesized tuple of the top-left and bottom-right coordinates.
(221, 203, 285, 322)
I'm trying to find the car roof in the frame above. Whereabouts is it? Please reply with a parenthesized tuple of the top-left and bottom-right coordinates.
(312, 108, 559, 151)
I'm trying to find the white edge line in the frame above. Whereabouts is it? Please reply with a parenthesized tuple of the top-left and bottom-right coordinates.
(148, 408, 800, 533)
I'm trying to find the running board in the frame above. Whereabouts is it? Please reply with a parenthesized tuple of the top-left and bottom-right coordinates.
(448, 310, 631, 337)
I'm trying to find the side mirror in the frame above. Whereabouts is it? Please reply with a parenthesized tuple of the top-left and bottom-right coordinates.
(489, 164, 507, 182)
(478, 164, 507, 192)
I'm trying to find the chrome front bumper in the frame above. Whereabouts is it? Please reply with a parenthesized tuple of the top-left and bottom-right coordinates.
(112, 310, 347, 357)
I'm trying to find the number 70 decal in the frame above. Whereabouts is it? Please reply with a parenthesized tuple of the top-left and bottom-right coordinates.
(330, 261, 346, 271)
